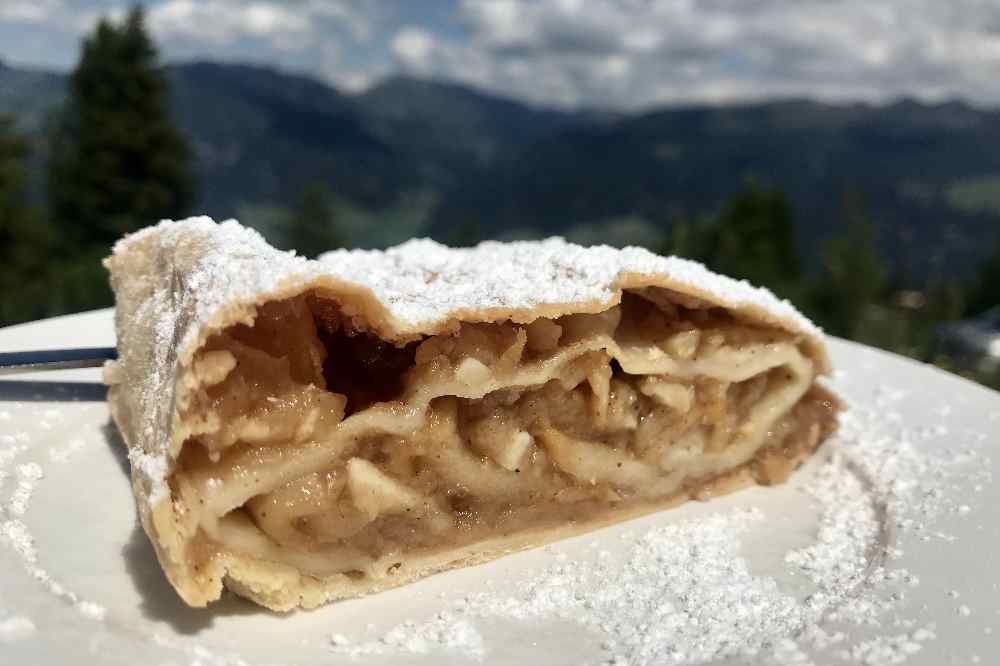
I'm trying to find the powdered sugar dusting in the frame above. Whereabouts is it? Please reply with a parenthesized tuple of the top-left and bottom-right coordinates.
(785, 455, 879, 600)
(107, 217, 823, 507)
(839, 628, 935, 665)
(8, 463, 43, 516)
(318, 236, 819, 338)
(128, 448, 169, 505)
(151, 633, 253, 666)
(332, 611, 486, 659)
(0, 431, 29, 477)
(49, 438, 86, 463)
(0, 408, 109, 626)
(0, 519, 35, 564)
(0, 614, 36, 643)
(76, 600, 107, 621)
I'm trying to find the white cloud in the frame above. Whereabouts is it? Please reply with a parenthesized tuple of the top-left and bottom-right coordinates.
(0, 0, 61, 23)
(148, 0, 309, 46)
(309, 0, 372, 42)
(391, 0, 1000, 109)
(391, 26, 436, 72)
(0, 0, 107, 30)
(337, 69, 377, 92)
(140, 0, 382, 85)
(6, 0, 1000, 109)
(243, 3, 302, 36)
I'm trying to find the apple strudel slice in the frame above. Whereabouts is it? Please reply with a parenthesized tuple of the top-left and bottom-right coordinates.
(104, 217, 839, 611)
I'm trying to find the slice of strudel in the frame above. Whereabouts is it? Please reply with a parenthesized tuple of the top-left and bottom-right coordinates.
(104, 217, 839, 611)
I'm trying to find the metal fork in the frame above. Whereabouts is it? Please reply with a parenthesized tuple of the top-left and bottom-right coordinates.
(0, 347, 118, 375)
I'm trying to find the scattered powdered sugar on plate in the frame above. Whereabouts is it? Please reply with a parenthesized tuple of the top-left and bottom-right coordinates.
(151, 634, 254, 666)
(839, 628, 936, 666)
(8, 463, 43, 516)
(48, 438, 87, 464)
(784, 453, 880, 606)
(332, 611, 486, 660)
(0, 431, 29, 473)
(0, 406, 108, 625)
(0, 613, 36, 643)
(330, 380, 988, 666)
(76, 600, 107, 621)
(0, 493, 110, 623)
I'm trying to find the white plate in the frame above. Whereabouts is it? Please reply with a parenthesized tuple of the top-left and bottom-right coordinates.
(1, 309, 998, 665)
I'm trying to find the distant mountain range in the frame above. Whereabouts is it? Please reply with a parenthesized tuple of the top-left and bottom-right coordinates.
(3, 59, 1000, 277)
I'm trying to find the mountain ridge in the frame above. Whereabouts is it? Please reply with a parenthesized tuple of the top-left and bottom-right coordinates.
(2, 60, 999, 275)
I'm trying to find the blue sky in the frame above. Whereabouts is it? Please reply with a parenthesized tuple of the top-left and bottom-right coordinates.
(2, 0, 1000, 110)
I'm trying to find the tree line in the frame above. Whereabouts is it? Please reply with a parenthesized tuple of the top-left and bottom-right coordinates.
(1, 7, 998, 389)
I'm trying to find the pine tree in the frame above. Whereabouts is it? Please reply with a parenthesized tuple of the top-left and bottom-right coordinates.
(804, 190, 889, 338)
(660, 211, 718, 264)
(0, 116, 31, 236)
(705, 183, 801, 297)
(966, 234, 1000, 316)
(656, 185, 801, 298)
(444, 214, 482, 247)
(286, 181, 343, 258)
(0, 116, 52, 325)
(48, 5, 194, 248)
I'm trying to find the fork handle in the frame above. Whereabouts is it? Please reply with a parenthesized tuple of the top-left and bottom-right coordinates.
(0, 347, 118, 375)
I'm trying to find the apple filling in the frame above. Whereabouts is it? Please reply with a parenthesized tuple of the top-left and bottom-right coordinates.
(170, 291, 838, 584)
